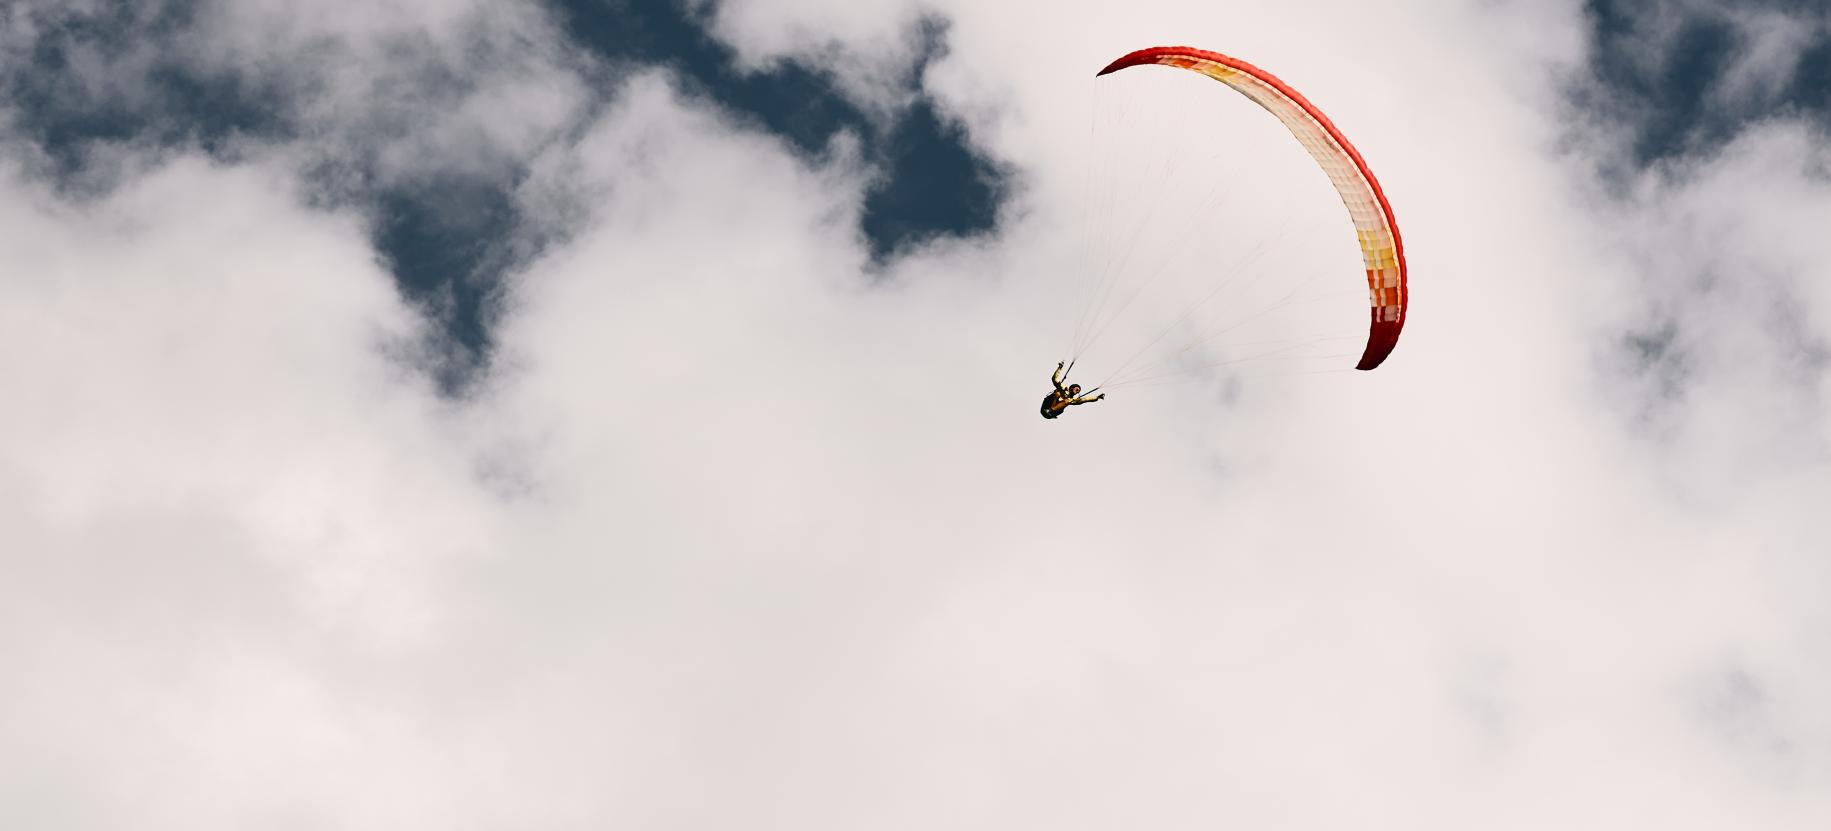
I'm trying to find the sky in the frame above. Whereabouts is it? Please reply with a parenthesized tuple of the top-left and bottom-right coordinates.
(3, 0, 1831, 828)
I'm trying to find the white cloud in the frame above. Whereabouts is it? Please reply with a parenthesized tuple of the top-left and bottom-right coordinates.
(1589, 122, 1831, 490)
(1, 0, 590, 194)
(0, 154, 511, 826)
(3, 0, 1830, 828)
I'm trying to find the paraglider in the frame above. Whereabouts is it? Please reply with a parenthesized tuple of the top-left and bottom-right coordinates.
(1047, 45, 1408, 415)
(1040, 361, 1106, 419)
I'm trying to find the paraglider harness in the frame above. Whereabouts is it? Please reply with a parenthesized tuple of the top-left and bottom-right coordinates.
(1040, 360, 1104, 419)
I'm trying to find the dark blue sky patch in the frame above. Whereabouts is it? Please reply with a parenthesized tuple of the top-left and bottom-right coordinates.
(546, 0, 1011, 261)
(369, 175, 527, 385)
(548, 0, 866, 157)
(1786, 36, 1831, 114)
(860, 97, 1009, 260)
(5, 0, 290, 183)
(1577, 0, 1831, 169)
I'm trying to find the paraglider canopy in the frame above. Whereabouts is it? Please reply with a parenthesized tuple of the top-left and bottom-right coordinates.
(1096, 46, 1408, 370)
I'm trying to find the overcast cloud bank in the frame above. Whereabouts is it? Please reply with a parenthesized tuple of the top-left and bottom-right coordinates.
(3, 1, 1830, 828)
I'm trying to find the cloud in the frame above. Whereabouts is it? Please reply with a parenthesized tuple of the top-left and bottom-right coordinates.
(1588, 123, 1831, 486)
(1564, 2, 1831, 504)
(1, 0, 1016, 386)
(0, 0, 598, 387)
(0, 154, 511, 826)
(3, 0, 1831, 828)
